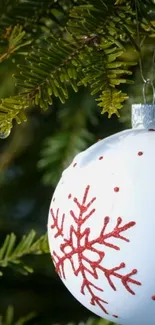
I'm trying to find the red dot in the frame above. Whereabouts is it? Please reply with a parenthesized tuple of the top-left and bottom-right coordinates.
(152, 295, 155, 300)
(99, 156, 103, 160)
(138, 151, 143, 156)
(120, 262, 125, 268)
(132, 269, 137, 274)
(149, 129, 155, 131)
(114, 186, 119, 192)
(73, 163, 77, 167)
(68, 194, 72, 199)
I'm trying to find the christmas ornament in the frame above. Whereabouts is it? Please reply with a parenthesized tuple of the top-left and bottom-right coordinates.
(48, 99, 155, 325)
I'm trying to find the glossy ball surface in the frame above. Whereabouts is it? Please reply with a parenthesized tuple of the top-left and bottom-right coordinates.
(48, 128, 155, 325)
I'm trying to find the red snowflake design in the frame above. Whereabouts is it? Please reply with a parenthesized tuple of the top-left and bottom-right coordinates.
(50, 185, 141, 315)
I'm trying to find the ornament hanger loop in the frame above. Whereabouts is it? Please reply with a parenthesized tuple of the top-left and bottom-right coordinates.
(143, 79, 155, 105)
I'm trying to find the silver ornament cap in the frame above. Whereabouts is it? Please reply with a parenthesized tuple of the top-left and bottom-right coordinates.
(132, 104, 155, 129)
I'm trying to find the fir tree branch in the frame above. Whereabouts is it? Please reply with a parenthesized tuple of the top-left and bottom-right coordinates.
(0, 0, 154, 136)
(0, 230, 49, 275)
(0, 0, 76, 37)
(0, 33, 135, 136)
(0, 0, 76, 66)
(55, 318, 114, 325)
(0, 25, 32, 63)
(0, 306, 35, 325)
(97, 88, 128, 117)
(0, 310, 114, 325)
(0, 95, 30, 138)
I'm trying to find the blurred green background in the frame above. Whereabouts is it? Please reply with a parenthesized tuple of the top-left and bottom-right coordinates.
(0, 36, 155, 325)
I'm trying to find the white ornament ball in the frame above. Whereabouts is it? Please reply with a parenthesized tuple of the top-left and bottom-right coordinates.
(48, 104, 155, 325)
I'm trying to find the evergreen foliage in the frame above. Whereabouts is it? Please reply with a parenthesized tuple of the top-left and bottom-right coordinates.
(0, 231, 48, 275)
(0, 306, 35, 325)
(0, 310, 113, 325)
(0, 0, 154, 137)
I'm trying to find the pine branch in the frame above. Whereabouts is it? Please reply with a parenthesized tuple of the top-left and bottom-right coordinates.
(0, 34, 135, 136)
(0, 311, 114, 325)
(0, 0, 76, 36)
(135, 0, 155, 25)
(67, 0, 155, 45)
(0, 0, 57, 27)
(0, 0, 77, 67)
(56, 318, 115, 325)
(0, 95, 30, 138)
(0, 230, 49, 275)
(0, 0, 154, 136)
(97, 89, 128, 117)
(0, 36, 84, 136)
(16, 36, 83, 105)
(0, 25, 32, 63)
(0, 306, 35, 325)
(84, 318, 115, 325)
